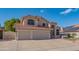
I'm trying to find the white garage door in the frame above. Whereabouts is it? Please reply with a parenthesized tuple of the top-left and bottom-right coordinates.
(17, 30, 50, 40)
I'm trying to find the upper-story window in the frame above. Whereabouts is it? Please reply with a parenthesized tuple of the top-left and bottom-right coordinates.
(51, 25, 55, 28)
(28, 19, 35, 25)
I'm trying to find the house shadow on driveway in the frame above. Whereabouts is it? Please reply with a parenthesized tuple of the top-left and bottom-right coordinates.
(17, 38, 58, 41)
(0, 39, 15, 41)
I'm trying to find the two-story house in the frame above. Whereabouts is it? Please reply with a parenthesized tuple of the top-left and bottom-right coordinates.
(15, 15, 60, 40)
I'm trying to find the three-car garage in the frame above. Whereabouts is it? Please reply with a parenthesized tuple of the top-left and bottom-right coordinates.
(16, 29, 50, 40)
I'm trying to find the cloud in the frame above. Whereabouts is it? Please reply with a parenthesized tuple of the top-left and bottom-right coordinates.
(40, 10, 44, 13)
(60, 8, 78, 15)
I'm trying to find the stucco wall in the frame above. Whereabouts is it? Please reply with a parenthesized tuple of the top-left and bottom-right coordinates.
(16, 30, 50, 40)
(3, 32, 16, 40)
(75, 33, 79, 38)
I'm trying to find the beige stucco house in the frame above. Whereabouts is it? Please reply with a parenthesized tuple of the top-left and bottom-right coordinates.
(15, 15, 60, 40)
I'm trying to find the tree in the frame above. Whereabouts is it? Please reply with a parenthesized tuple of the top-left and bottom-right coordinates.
(67, 34, 71, 38)
(4, 18, 20, 32)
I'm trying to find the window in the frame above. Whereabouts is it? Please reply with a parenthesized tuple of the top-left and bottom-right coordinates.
(28, 19, 35, 25)
(42, 23, 46, 27)
(51, 25, 54, 28)
(56, 29, 59, 35)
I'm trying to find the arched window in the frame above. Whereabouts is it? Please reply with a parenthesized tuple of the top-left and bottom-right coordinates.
(28, 19, 35, 25)
(56, 29, 59, 35)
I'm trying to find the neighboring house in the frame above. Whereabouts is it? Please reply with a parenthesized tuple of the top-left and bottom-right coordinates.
(15, 15, 60, 40)
(0, 27, 4, 39)
(63, 24, 79, 38)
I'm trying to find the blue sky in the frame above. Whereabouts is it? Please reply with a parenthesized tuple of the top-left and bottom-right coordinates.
(0, 8, 79, 27)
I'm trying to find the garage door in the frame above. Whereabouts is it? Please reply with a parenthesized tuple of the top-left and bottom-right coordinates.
(32, 30, 50, 40)
(17, 30, 32, 40)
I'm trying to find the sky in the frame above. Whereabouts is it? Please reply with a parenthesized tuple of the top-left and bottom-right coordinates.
(0, 8, 79, 27)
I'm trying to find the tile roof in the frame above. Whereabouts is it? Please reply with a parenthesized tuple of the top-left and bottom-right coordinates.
(64, 24, 79, 32)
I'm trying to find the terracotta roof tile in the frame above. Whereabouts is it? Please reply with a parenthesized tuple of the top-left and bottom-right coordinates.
(73, 24, 79, 27)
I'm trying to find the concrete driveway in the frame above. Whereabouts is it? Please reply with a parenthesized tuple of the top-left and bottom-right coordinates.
(0, 39, 79, 51)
